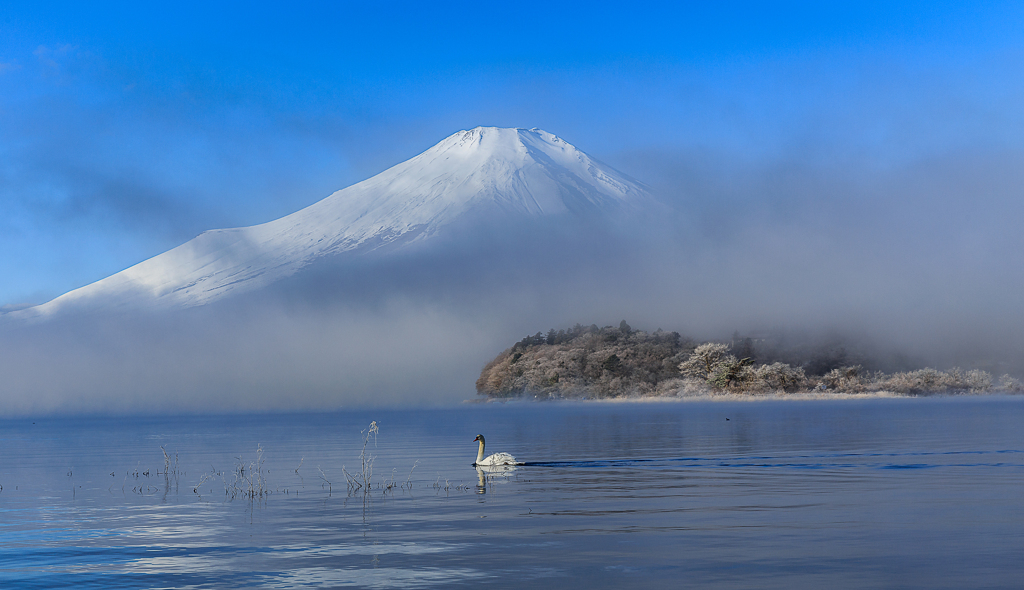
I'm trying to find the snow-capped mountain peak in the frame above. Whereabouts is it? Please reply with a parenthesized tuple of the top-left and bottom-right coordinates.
(25, 127, 650, 314)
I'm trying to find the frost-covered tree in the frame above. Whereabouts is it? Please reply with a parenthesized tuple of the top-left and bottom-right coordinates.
(753, 362, 807, 391)
(478, 324, 1011, 398)
(476, 323, 688, 398)
(678, 343, 732, 381)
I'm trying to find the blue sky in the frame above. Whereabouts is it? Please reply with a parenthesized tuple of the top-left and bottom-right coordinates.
(2, 1, 1024, 306)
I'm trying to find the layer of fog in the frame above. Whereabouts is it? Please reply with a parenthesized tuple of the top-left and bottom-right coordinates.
(2, 145, 1023, 415)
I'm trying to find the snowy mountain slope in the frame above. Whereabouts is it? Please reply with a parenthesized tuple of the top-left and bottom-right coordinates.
(24, 127, 652, 315)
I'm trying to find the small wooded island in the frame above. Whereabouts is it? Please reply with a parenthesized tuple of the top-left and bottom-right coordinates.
(477, 322, 1024, 400)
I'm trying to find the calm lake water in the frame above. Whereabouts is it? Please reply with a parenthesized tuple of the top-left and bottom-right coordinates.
(1, 397, 1023, 589)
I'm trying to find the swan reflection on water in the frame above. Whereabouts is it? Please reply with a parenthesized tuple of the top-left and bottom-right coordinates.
(475, 464, 517, 493)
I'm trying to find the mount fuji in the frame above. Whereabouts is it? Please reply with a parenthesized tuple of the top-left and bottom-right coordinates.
(22, 127, 653, 316)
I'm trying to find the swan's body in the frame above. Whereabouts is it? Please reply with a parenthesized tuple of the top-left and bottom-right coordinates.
(473, 434, 521, 466)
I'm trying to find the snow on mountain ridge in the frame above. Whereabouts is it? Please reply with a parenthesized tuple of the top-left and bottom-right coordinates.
(27, 127, 650, 314)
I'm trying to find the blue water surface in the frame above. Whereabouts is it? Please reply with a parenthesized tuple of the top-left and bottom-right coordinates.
(1, 396, 1023, 589)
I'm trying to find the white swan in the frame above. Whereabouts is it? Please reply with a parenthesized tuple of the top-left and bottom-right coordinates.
(473, 434, 521, 466)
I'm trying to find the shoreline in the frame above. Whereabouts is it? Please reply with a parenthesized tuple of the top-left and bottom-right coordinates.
(470, 390, 1024, 404)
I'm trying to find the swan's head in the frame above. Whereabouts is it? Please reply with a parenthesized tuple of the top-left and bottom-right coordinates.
(473, 434, 485, 443)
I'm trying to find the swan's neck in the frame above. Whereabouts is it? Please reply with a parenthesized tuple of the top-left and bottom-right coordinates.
(476, 439, 485, 464)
